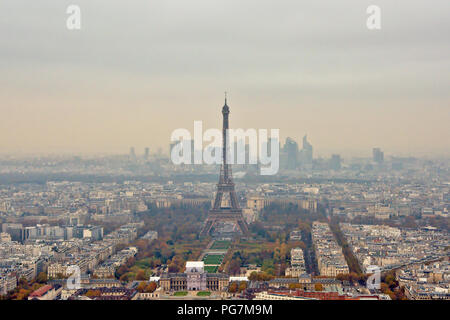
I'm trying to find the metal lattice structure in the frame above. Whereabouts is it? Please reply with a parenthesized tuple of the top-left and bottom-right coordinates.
(200, 97, 249, 237)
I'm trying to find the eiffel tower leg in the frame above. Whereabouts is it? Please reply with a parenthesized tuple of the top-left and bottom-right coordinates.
(230, 191, 239, 209)
(236, 218, 249, 236)
(200, 217, 216, 237)
(213, 192, 223, 209)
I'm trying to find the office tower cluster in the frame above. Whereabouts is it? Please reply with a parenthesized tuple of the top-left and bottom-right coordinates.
(129, 146, 151, 161)
(280, 135, 314, 171)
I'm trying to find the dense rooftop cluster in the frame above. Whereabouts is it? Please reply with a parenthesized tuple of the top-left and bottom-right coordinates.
(311, 222, 349, 277)
(340, 223, 449, 273)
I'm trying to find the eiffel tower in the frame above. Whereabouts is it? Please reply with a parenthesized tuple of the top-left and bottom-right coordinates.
(200, 96, 249, 237)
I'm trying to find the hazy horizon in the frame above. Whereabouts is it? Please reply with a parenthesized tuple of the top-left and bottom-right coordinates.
(1, 1, 449, 158)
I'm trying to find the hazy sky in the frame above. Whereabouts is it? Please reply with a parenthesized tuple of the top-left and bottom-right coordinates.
(1, 0, 449, 157)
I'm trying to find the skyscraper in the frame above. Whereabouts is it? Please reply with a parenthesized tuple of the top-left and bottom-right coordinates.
(267, 137, 279, 157)
(283, 137, 299, 170)
(373, 148, 384, 164)
(299, 135, 313, 170)
(129, 147, 136, 161)
(330, 154, 342, 171)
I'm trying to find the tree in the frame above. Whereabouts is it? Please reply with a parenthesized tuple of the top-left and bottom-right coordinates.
(280, 243, 288, 260)
(15, 288, 31, 300)
(126, 257, 136, 268)
(31, 283, 43, 291)
(248, 271, 259, 281)
(116, 265, 129, 278)
(262, 259, 275, 275)
(314, 283, 323, 291)
(85, 289, 101, 298)
(136, 282, 147, 293)
(384, 272, 396, 287)
(18, 277, 29, 289)
(136, 269, 147, 281)
(380, 283, 394, 298)
(238, 281, 247, 293)
(394, 287, 407, 300)
(168, 263, 180, 273)
(288, 283, 302, 290)
(36, 272, 48, 284)
(248, 271, 274, 281)
(228, 282, 238, 293)
(145, 282, 157, 293)
(226, 259, 241, 276)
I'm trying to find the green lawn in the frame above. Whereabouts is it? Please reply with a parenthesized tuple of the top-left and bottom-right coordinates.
(197, 291, 211, 296)
(210, 240, 231, 250)
(174, 291, 188, 296)
(203, 254, 224, 265)
(204, 266, 218, 273)
(134, 258, 153, 268)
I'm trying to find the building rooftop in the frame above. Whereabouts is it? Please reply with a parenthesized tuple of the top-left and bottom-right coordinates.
(29, 284, 53, 297)
(186, 261, 204, 268)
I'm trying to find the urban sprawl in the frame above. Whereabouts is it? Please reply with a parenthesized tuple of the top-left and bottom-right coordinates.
(0, 136, 449, 300)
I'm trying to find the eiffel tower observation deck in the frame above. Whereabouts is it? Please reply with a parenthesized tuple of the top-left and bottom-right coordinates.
(200, 96, 249, 237)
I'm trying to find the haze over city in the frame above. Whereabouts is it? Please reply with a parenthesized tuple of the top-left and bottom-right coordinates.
(1, 0, 450, 310)
(1, 0, 449, 157)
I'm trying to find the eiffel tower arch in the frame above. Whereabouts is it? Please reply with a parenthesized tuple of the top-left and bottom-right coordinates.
(200, 96, 249, 237)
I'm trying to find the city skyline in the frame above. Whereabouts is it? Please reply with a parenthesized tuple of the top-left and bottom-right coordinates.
(0, 138, 447, 160)
(1, 0, 449, 307)
(1, 1, 449, 156)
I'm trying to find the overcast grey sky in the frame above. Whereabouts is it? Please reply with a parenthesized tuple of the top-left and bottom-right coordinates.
(0, 0, 449, 157)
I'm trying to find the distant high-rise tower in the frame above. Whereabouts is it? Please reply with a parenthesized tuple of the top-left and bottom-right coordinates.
(267, 137, 279, 157)
(302, 135, 313, 160)
(200, 96, 249, 237)
(129, 147, 136, 160)
(169, 142, 176, 159)
(330, 154, 342, 171)
(299, 135, 313, 170)
(373, 148, 384, 164)
(144, 147, 150, 160)
(283, 137, 298, 170)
